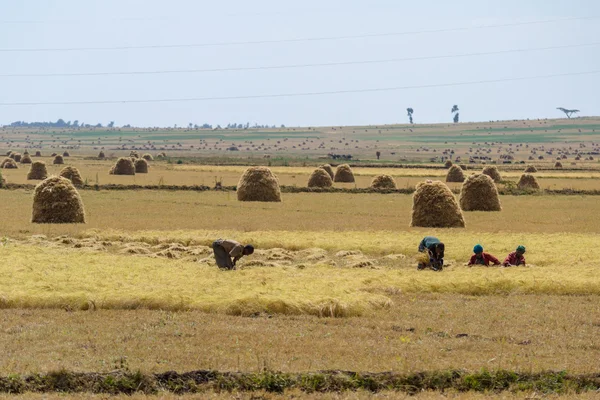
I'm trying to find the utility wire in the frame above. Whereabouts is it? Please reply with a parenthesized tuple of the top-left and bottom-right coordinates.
(0, 70, 597, 106)
(0, 16, 597, 53)
(2, 42, 598, 78)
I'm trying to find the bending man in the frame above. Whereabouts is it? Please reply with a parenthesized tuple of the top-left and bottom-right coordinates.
(212, 239, 254, 270)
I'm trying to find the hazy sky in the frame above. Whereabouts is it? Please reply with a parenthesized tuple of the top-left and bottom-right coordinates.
(0, 0, 598, 127)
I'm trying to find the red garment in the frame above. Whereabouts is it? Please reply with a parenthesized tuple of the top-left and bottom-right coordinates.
(468, 252, 500, 266)
(503, 251, 526, 266)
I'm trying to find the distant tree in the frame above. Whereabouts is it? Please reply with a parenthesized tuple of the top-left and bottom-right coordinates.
(451, 105, 460, 123)
(107, 121, 115, 128)
(95, 123, 103, 128)
(188, 123, 193, 128)
(557, 107, 580, 119)
(376, 151, 381, 160)
(73, 120, 79, 127)
(407, 108, 414, 124)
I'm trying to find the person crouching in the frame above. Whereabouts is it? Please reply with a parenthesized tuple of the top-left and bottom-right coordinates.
(468, 244, 500, 266)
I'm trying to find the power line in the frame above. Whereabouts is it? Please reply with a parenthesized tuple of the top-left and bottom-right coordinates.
(2, 42, 598, 78)
(0, 16, 597, 53)
(0, 70, 597, 106)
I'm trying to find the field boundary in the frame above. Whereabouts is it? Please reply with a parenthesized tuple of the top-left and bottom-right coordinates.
(0, 369, 598, 395)
(3, 182, 600, 196)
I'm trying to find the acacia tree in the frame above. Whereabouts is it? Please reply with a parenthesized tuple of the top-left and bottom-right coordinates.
(557, 107, 580, 119)
(407, 108, 414, 124)
(451, 105, 460, 123)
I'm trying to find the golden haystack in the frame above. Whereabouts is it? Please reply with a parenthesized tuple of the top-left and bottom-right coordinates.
(134, 158, 149, 173)
(110, 157, 136, 175)
(482, 165, 502, 182)
(12, 153, 22, 162)
(444, 160, 453, 168)
(517, 174, 540, 190)
(410, 180, 465, 228)
(333, 164, 355, 183)
(98, 151, 105, 159)
(370, 174, 397, 189)
(32, 176, 86, 224)
(6, 151, 12, 156)
(130, 151, 139, 158)
(445, 165, 465, 182)
(142, 153, 154, 161)
(237, 166, 281, 202)
(23, 150, 29, 155)
(34, 151, 42, 157)
(459, 173, 501, 212)
(524, 165, 537, 173)
(20, 154, 32, 164)
(63, 151, 70, 157)
(1, 158, 18, 169)
(307, 168, 333, 188)
(50, 152, 57, 157)
(554, 161, 563, 168)
(27, 161, 48, 180)
(319, 164, 334, 179)
(59, 166, 84, 185)
(53, 155, 64, 165)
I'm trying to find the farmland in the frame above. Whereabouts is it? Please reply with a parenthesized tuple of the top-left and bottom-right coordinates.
(1, 118, 600, 397)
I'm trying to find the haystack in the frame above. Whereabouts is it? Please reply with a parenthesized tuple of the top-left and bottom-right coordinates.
(445, 165, 465, 182)
(98, 151, 105, 159)
(554, 161, 563, 168)
(444, 160, 453, 168)
(459, 164, 467, 171)
(130, 151, 139, 159)
(134, 158, 149, 173)
(110, 157, 135, 175)
(142, 153, 154, 161)
(50, 153, 57, 157)
(410, 180, 465, 228)
(307, 168, 333, 188)
(334, 164, 355, 183)
(35, 151, 42, 157)
(6, 151, 12, 156)
(63, 151, 70, 157)
(27, 161, 48, 180)
(482, 165, 502, 182)
(12, 153, 22, 162)
(20, 154, 32, 164)
(459, 173, 501, 211)
(524, 165, 537, 173)
(370, 174, 396, 189)
(53, 155, 64, 165)
(1, 158, 18, 169)
(59, 166, 84, 185)
(319, 164, 334, 180)
(237, 166, 281, 202)
(32, 176, 86, 224)
(23, 150, 29, 156)
(517, 174, 540, 190)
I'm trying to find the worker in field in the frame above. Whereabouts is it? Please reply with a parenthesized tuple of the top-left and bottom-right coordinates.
(212, 238, 254, 270)
(417, 236, 445, 271)
(468, 244, 501, 266)
(503, 245, 526, 267)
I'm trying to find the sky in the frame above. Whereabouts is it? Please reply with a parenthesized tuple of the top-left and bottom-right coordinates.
(0, 0, 598, 127)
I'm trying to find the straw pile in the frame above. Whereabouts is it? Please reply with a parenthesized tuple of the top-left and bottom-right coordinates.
(307, 168, 333, 188)
(237, 166, 281, 202)
(370, 174, 396, 189)
(410, 180, 465, 228)
(459, 164, 467, 171)
(482, 165, 502, 182)
(27, 161, 48, 180)
(98, 151, 105, 159)
(134, 158, 149, 173)
(319, 164, 334, 180)
(32, 176, 86, 224)
(333, 164, 355, 183)
(142, 153, 154, 161)
(524, 165, 537, 173)
(59, 166, 84, 186)
(12, 153, 22, 162)
(444, 160, 453, 168)
(517, 174, 540, 190)
(554, 161, 563, 168)
(53, 155, 64, 165)
(50, 153, 57, 157)
(35, 151, 42, 157)
(20, 154, 32, 164)
(63, 151, 70, 157)
(6, 151, 11, 156)
(459, 173, 501, 211)
(1, 158, 18, 169)
(130, 151, 139, 159)
(110, 158, 136, 175)
(445, 165, 465, 182)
